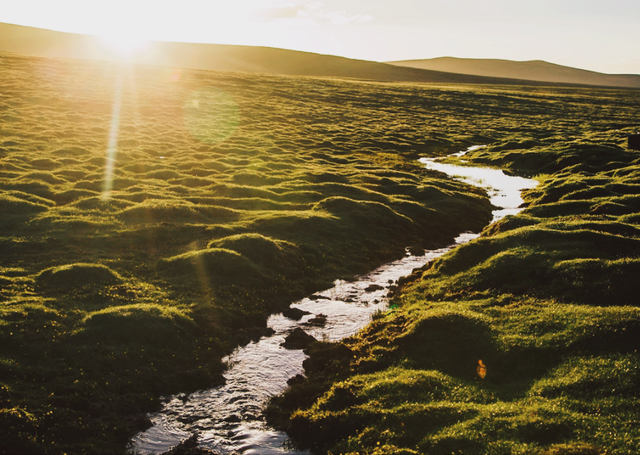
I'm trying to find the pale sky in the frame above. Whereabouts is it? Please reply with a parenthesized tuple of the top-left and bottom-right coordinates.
(2, 0, 640, 74)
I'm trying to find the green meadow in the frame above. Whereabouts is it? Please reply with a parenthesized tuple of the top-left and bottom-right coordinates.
(1, 50, 639, 454)
(267, 93, 640, 452)
(0, 51, 494, 454)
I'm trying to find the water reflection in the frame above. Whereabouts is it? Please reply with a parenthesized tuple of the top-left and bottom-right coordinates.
(419, 147, 538, 223)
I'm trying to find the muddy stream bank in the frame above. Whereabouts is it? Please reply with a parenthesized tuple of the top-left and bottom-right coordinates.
(128, 148, 538, 454)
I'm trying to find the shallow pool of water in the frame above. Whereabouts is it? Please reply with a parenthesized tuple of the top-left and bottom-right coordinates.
(128, 148, 537, 454)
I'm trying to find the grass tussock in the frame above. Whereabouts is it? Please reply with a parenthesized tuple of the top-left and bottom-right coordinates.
(35, 263, 123, 292)
(82, 303, 195, 344)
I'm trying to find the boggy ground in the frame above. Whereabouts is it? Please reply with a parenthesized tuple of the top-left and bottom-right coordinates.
(267, 104, 640, 451)
(0, 51, 501, 454)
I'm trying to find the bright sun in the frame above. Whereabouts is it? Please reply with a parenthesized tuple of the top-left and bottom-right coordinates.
(98, 30, 151, 59)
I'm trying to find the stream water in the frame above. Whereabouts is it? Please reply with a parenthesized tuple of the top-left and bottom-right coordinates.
(419, 146, 537, 222)
(128, 147, 538, 454)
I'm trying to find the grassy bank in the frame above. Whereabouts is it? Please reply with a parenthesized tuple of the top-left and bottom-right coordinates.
(0, 51, 501, 453)
(267, 105, 640, 451)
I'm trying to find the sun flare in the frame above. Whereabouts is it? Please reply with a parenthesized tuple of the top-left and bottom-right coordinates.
(98, 30, 151, 59)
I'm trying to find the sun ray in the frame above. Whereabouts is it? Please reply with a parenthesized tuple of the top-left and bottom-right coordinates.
(102, 68, 124, 200)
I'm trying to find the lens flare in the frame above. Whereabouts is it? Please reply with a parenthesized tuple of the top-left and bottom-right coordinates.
(102, 69, 123, 200)
(183, 88, 240, 144)
(188, 242, 212, 297)
(477, 359, 487, 379)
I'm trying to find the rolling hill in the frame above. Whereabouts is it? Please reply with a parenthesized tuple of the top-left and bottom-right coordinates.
(388, 56, 640, 88)
(0, 21, 630, 88)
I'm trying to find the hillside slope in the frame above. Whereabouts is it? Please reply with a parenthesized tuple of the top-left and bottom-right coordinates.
(0, 22, 598, 87)
(388, 56, 640, 88)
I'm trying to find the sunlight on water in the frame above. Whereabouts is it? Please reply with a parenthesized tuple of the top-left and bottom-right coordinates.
(128, 148, 537, 454)
(129, 237, 471, 455)
(419, 146, 538, 222)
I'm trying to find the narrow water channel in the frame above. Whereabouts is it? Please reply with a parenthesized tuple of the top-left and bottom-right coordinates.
(128, 147, 538, 454)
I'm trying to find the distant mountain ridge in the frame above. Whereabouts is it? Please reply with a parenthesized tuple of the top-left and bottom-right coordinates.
(387, 57, 640, 89)
(1, 22, 639, 88)
(0, 22, 527, 86)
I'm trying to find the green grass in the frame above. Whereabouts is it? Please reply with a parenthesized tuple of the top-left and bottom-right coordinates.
(0, 51, 499, 453)
(266, 96, 640, 453)
(3, 49, 640, 453)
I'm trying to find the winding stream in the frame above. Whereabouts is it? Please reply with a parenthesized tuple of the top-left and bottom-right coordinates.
(128, 147, 538, 454)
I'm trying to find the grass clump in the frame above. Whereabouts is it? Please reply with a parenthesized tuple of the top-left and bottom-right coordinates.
(82, 303, 195, 343)
(35, 263, 123, 292)
(0, 193, 50, 215)
(530, 354, 640, 400)
(208, 233, 304, 270)
(158, 248, 267, 290)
